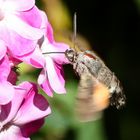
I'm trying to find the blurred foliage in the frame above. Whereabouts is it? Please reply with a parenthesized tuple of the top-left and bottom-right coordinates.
(41, 0, 71, 31)
(19, 0, 140, 140)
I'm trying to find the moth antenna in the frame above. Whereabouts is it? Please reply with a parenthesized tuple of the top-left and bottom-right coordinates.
(72, 12, 77, 50)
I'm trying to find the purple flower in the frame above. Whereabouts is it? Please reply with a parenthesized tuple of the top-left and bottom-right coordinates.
(38, 17, 70, 96)
(0, 0, 71, 97)
(0, 0, 43, 57)
(0, 0, 47, 68)
(0, 43, 15, 105)
(0, 82, 51, 139)
(0, 1, 73, 138)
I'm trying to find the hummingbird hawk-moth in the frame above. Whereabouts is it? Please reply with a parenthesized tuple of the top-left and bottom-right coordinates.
(64, 49, 126, 121)
(44, 48, 126, 122)
(43, 13, 126, 122)
(65, 13, 125, 121)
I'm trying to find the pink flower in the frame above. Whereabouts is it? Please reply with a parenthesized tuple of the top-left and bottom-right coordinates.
(0, 40, 6, 60)
(0, 0, 43, 57)
(0, 44, 15, 105)
(0, 0, 47, 68)
(14, 45, 46, 68)
(0, 0, 70, 98)
(38, 18, 70, 96)
(0, 82, 51, 140)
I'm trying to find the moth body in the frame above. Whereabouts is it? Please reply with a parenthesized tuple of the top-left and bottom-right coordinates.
(65, 49, 126, 110)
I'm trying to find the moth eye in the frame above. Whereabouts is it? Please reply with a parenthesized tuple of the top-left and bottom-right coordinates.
(65, 50, 76, 62)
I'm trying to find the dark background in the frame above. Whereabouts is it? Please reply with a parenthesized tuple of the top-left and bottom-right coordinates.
(64, 0, 140, 140)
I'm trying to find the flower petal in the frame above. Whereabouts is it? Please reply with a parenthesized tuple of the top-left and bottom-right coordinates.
(54, 64, 65, 86)
(17, 45, 45, 68)
(41, 39, 69, 64)
(39, 10, 48, 31)
(7, 69, 18, 85)
(51, 42, 70, 64)
(0, 82, 32, 125)
(0, 40, 6, 60)
(19, 6, 42, 28)
(38, 69, 53, 97)
(46, 22, 54, 43)
(0, 125, 30, 140)
(0, 24, 37, 56)
(0, 56, 14, 105)
(20, 119, 44, 137)
(45, 56, 66, 94)
(0, 81, 14, 105)
(0, 56, 10, 81)
(4, 0, 35, 11)
(6, 14, 43, 40)
(13, 83, 51, 125)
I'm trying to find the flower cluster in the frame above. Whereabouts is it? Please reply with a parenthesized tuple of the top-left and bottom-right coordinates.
(0, 0, 69, 139)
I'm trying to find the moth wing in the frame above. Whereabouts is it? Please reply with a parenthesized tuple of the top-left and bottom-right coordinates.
(75, 73, 110, 122)
(110, 86, 126, 109)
